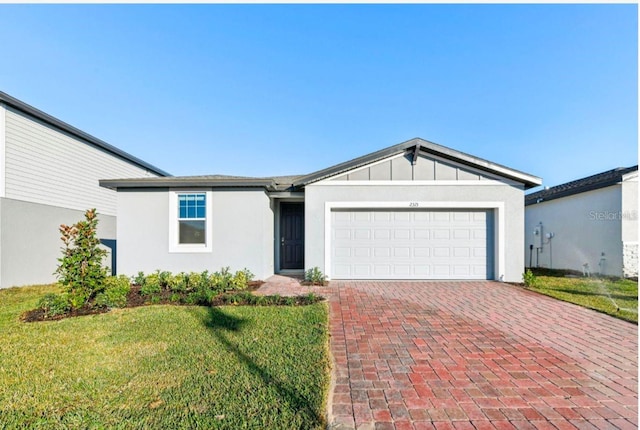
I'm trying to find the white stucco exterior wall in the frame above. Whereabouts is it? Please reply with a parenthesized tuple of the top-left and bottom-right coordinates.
(524, 186, 624, 276)
(621, 172, 638, 277)
(116, 188, 274, 280)
(304, 181, 525, 282)
(0, 198, 116, 288)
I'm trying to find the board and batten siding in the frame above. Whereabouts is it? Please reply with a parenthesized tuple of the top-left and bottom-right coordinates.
(330, 153, 506, 182)
(3, 106, 158, 216)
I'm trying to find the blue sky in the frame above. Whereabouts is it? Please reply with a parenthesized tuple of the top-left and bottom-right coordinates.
(0, 4, 637, 190)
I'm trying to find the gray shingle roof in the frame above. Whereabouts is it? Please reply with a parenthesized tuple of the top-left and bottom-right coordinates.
(293, 137, 542, 189)
(100, 137, 542, 191)
(525, 165, 638, 206)
(99, 174, 304, 191)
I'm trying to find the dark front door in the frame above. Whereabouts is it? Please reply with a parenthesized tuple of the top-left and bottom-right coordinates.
(280, 202, 305, 270)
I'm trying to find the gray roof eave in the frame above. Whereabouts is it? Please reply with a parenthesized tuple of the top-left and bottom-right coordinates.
(293, 137, 542, 189)
(0, 91, 171, 177)
(99, 177, 276, 190)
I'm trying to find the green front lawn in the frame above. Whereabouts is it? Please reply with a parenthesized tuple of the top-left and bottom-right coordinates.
(0, 284, 330, 429)
(527, 270, 638, 323)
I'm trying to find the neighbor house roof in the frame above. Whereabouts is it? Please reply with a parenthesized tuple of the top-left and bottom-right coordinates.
(101, 137, 541, 192)
(293, 137, 542, 189)
(0, 91, 171, 177)
(525, 165, 638, 206)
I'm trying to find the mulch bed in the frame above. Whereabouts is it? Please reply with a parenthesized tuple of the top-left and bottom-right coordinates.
(21, 281, 265, 323)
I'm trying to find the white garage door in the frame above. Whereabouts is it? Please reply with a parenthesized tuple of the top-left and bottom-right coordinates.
(331, 209, 494, 280)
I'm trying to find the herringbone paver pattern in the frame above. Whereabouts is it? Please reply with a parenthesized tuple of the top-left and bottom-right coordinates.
(326, 281, 637, 430)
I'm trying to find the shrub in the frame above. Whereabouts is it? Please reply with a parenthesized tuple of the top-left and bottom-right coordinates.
(37, 293, 71, 317)
(141, 272, 162, 296)
(187, 272, 206, 291)
(95, 275, 131, 309)
(211, 267, 234, 291)
(305, 267, 326, 285)
(169, 273, 188, 293)
(158, 271, 172, 288)
(132, 271, 146, 286)
(55, 209, 108, 309)
(523, 269, 538, 288)
(231, 268, 254, 290)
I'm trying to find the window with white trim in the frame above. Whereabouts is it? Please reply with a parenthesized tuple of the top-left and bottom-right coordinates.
(169, 191, 213, 253)
(178, 193, 206, 244)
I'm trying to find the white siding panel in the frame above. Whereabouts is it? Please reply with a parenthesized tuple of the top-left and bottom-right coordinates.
(4, 108, 158, 216)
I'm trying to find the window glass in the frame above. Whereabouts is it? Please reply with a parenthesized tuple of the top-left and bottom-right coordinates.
(179, 194, 206, 219)
(177, 193, 206, 245)
(179, 220, 206, 244)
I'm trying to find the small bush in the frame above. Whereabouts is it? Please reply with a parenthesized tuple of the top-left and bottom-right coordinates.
(211, 267, 234, 291)
(37, 293, 71, 317)
(169, 273, 188, 293)
(523, 269, 538, 288)
(132, 271, 146, 286)
(55, 208, 108, 309)
(305, 267, 326, 285)
(187, 272, 206, 291)
(141, 272, 162, 296)
(158, 271, 172, 288)
(95, 275, 131, 309)
(231, 268, 254, 290)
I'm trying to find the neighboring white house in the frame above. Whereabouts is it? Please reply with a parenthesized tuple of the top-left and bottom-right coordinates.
(0, 92, 169, 288)
(524, 166, 638, 278)
(101, 138, 541, 283)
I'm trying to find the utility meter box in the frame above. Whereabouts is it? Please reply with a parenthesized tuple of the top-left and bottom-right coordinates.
(533, 224, 543, 249)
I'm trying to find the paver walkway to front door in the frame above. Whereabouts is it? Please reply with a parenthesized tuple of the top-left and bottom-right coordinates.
(326, 281, 637, 430)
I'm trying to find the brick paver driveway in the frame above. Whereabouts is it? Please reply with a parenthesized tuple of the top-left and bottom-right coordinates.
(326, 281, 637, 430)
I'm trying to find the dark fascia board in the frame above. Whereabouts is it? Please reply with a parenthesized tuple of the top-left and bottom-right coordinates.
(100, 177, 275, 190)
(0, 91, 171, 177)
(293, 137, 542, 189)
(525, 165, 638, 206)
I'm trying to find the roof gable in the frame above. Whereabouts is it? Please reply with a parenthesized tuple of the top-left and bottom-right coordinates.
(294, 138, 541, 189)
(328, 151, 512, 183)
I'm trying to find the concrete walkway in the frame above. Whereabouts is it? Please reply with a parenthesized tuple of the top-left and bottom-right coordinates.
(257, 279, 638, 429)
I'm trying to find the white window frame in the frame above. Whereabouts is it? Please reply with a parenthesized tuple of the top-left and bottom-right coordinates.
(169, 190, 213, 253)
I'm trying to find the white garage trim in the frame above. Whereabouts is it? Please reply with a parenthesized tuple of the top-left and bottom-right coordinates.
(324, 201, 505, 280)
(313, 180, 518, 187)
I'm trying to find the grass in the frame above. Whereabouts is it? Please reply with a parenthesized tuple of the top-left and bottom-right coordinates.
(0, 284, 330, 429)
(526, 270, 638, 323)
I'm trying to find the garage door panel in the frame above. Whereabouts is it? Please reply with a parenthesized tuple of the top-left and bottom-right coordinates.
(374, 265, 391, 276)
(334, 229, 351, 240)
(353, 265, 370, 277)
(393, 265, 411, 276)
(331, 209, 494, 280)
(453, 265, 470, 276)
(414, 265, 430, 276)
